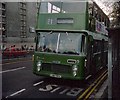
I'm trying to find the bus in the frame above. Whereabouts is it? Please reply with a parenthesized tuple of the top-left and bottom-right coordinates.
(32, 0, 109, 80)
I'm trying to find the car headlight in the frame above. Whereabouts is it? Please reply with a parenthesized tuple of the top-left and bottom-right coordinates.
(37, 61, 42, 71)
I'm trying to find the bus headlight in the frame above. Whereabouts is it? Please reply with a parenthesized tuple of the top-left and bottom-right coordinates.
(73, 71, 77, 77)
(72, 65, 78, 71)
(72, 65, 78, 76)
(85, 59, 87, 67)
(37, 61, 42, 71)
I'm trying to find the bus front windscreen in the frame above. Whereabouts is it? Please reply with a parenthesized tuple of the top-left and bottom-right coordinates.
(37, 32, 85, 55)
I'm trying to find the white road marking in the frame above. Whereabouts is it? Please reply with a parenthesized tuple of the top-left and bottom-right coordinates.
(0, 67, 26, 74)
(6, 88, 26, 98)
(59, 88, 69, 94)
(5, 96, 9, 98)
(10, 89, 26, 97)
(33, 81, 44, 86)
(50, 87, 61, 93)
(85, 75, 92, 80)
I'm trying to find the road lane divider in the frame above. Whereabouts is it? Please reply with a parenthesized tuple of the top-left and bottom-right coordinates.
(33, 81, 44, 86)
(0, 67, 26, 73)
(6, 88, 26, 98)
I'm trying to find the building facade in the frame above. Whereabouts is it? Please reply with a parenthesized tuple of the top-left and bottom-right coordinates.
(0, 2, 37, 48)
(0, 2, 6, 44)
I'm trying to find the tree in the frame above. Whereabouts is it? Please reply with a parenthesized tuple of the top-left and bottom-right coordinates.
(110, 1, 120, 27)
(95, 0, 120, 27)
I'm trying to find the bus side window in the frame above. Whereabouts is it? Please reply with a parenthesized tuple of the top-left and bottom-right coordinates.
(81, 35, 86, 53)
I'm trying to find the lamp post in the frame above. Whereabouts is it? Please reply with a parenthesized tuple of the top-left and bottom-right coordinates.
(108, 35, 112, 98)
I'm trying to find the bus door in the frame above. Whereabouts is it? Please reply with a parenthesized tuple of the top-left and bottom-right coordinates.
(86, 35, 94, 75)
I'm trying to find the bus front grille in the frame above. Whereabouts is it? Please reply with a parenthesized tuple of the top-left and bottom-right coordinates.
(42, 63, 72, 74)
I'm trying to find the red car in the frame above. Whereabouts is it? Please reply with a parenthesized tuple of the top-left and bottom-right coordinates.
(3, 48, 28, 58)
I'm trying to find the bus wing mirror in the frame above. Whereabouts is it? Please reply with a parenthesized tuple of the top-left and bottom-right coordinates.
(88, 35, 93, 42)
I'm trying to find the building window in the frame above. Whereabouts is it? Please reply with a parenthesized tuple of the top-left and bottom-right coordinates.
(2, 3, 5, 9)
(1, 3, 6, 40)
(19, 2, 27, 38)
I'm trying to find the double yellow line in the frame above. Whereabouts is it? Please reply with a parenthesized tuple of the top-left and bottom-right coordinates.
(77, 70, 107, 100)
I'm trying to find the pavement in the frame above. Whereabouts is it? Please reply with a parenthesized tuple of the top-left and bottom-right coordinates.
(112, 66, 120, 99)
(94, 79, 108, 99)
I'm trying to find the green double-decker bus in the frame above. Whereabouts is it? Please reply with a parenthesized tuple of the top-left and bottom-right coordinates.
(33, 0, 109, 80)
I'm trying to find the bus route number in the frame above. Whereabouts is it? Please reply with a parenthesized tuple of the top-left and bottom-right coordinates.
(39, 84, 83, 97)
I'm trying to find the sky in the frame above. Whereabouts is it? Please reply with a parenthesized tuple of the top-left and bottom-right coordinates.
(94, 0, 115, 15)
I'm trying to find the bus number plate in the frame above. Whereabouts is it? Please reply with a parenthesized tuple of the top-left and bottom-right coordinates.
(50, 74, 62, 78)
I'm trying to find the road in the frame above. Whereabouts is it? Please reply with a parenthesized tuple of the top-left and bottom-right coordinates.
(2, 58, 86, 99)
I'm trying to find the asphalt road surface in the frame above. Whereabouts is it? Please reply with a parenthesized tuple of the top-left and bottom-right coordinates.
(2, 58, 86, 99)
